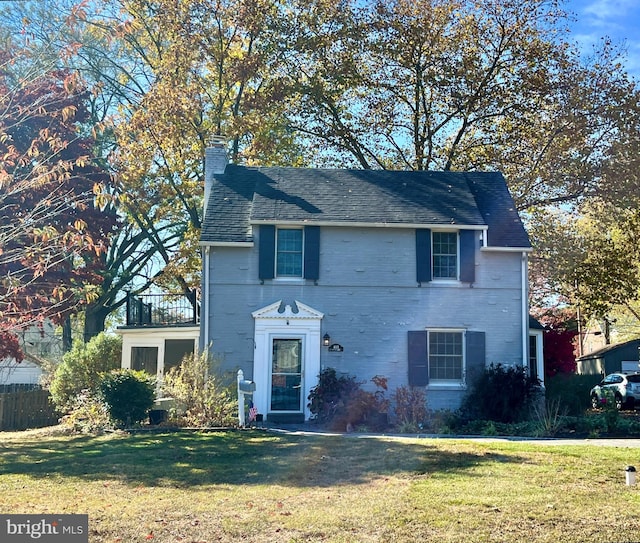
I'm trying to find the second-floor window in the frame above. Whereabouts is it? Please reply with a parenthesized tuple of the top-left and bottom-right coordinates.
(432, 231, 458, 279)
(258, 224, 320, 282)
(416, 228, 476, 284)
(276, 228, 303, 277)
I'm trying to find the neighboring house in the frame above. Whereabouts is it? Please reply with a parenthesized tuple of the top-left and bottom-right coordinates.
(577, 339, 640, 376)
(0, 321, 62, 388)
(117, 292, 199, 390)
(0, 358, 42, 388)
(200, 143, 537, 423)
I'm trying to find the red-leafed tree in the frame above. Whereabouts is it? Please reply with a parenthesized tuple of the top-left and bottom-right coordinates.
(0, 49, 117, 356)
(0, 331, 23, 363)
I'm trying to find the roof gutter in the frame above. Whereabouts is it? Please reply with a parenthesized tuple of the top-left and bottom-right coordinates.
(248, 219, 490, 231)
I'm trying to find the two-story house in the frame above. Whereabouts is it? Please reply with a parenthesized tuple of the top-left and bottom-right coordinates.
(200, 142, 535, 423)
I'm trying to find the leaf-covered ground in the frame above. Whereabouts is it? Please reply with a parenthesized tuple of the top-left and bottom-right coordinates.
(1, 428, 639, 542)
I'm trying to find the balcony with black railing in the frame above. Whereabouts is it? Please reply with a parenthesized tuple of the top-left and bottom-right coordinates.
(125, 292, 199, 327)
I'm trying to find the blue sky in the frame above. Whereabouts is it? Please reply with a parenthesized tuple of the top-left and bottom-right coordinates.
(566, 0, 640, 74)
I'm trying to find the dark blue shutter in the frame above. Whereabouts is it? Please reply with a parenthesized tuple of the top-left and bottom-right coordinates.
(258, 225, 275, 280)
(408, 331, 429, 386)
(459, 230, 476, 283)
(465, 331, 486, 387)
(416, 229, 432, 283)
(304, 226, 320, 281)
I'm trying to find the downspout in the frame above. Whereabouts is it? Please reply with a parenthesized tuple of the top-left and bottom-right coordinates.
(522, 251, 528, 366)
(203, 245, 210, 352)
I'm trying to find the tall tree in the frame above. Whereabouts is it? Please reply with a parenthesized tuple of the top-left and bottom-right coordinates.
(279, 0, 638, 211)
(1, 0, 308, 339)
(4, 0, 639, 340)
(0, 49, 117, 341)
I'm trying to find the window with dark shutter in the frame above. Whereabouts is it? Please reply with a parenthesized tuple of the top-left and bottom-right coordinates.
(432, 231, 458, 279)
(408, 331, 429, 386)
(428, 331, 463, 380)
(276, 229, 303, 276)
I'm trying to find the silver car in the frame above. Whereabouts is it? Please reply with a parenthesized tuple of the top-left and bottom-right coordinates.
(590, 372, 640, 410)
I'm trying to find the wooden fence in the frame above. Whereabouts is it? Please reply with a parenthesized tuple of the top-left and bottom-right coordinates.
(0, 389, 59, 431)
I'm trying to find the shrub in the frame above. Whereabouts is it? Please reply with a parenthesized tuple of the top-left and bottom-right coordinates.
(545, 373, 601, 416)
(307, 369, 389, 431)
(59, 390, 114, 434)
(392, 386, 428, 432)
(99, 369, 156, 426)
(532, 397, 567, 437)
(50, 333, 122, 412)
(460, 363, 541, 423)
(307, 368, 360, 423)
(162, 351, 237, 427)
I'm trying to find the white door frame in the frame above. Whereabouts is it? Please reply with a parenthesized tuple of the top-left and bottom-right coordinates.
(252, 301, 323, 421)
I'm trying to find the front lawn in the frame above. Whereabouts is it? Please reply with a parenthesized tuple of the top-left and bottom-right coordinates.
(1, 428, 639, 542)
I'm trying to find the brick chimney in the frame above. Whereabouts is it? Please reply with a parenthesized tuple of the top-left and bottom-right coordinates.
(204, 136, 228, 218)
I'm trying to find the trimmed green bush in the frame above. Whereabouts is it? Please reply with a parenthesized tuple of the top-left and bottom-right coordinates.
(99, 369, 155, 426)
(50, 333, 122, 412)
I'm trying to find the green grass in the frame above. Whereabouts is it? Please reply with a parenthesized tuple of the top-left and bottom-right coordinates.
(1, 428, 640, 542)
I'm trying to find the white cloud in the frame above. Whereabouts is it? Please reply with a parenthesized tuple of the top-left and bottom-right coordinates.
(567, 0, 640, 74)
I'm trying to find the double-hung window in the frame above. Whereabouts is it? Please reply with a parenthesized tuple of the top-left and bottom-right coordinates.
(428, 331, 463, 382)
(415, 229, 476, 283)
(408, 329, 485, 387)
(258, 224, 320, 281)
(432, 232, 458, 279)
(276, 228, 303, 277)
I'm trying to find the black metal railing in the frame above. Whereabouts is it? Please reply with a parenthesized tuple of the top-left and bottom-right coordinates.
(125, 292, 199, 326)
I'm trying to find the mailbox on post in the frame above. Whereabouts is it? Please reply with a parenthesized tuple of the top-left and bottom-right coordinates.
(238, 379, 256, 393)
(237, 369, 256, 427)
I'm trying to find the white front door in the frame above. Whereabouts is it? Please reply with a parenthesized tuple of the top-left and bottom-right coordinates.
(270, 338, 303, 413)
(252, 301, 324, 421)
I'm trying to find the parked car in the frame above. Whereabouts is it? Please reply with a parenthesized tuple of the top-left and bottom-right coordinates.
(590, 372, 640, 410)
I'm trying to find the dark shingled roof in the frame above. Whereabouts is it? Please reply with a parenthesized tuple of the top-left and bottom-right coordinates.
(201, 165, 530, 248)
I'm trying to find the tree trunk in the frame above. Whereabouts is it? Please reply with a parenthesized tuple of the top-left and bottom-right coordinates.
(62, 316, 72, 352)
(83, 303, 110, 343)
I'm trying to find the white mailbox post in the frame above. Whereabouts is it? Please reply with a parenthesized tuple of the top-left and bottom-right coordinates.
(237, 369, 256, 427)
